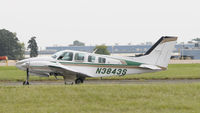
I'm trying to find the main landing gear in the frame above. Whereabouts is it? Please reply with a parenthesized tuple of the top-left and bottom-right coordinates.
(23, 68, 30, 85)
(63, 76, 85, 85)
(75, 78, 84, 84)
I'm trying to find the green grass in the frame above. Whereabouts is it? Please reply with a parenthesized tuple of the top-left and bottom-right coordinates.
(0, 65, 200, 113)
(0, 83, 200, 113)
(0, 64, 200, 81)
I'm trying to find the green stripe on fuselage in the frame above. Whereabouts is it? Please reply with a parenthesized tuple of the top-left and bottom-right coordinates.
(124, 60, 143, 66)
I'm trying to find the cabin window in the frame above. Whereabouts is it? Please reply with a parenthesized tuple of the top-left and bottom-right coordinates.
(58, 52, 73, 61)
(88, 55, 95, 62)
(98, 57, 106, 63)
(75, 53, 85, 62)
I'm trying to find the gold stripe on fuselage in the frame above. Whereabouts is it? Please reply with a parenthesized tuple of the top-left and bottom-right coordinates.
(60, 63, 141, 69)
(160, 37, 177, 44)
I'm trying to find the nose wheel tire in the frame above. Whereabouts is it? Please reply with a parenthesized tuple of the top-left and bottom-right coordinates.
(23, 81, 29, 85)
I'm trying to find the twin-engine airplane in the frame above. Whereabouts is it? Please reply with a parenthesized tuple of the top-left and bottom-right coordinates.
(16, 36, 177, 85)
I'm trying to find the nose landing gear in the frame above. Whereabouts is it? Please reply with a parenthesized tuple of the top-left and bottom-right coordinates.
(23, 68, 30, 85)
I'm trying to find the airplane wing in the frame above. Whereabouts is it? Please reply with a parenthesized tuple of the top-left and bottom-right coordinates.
(48, 63, 91, 77)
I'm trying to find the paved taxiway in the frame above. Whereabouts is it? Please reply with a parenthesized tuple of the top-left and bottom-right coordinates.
(0, 79, 200, 86)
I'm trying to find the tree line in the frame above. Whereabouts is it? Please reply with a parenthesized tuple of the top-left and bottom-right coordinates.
(0, 29, 25, 60)
(0, 29, 38, 60)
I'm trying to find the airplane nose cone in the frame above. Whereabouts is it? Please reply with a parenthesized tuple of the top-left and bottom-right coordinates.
(16, 59, 30, 70)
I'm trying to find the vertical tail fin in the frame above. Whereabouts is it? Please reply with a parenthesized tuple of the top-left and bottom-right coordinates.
(134, 36, 177, 68)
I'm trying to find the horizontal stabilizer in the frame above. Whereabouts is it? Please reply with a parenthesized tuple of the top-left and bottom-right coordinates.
(139, 64, 161, 70)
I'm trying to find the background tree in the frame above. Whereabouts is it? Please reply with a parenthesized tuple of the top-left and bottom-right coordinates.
(28, 36, 38, 57)
(192, 38, 200, 42)
(0, 29, 25, 60)
(94, 45, 110, 55)
(69, 40, 85, 46)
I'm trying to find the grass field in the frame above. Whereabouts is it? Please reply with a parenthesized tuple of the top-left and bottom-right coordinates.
(0, 64, 200, 81)
(0, 83, 200, 113)
(0, 64, 200, 113)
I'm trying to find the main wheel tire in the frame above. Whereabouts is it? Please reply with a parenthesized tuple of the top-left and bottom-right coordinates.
(75, 78, 83, 84)
(64, 81, 74, 85)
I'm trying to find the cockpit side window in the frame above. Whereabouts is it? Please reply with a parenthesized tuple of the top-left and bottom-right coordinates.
(57, 52, 73, 61)
(88, 55, 95, 62)
(75, 53, 85, 62)
(98, 57, 106, 63)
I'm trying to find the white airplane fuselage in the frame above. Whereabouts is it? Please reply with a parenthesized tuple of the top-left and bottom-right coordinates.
(16, 52, 157, 78)
(16, 36, 177, 84)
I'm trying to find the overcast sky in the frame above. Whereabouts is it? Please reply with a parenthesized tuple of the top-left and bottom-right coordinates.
(0, 0, 200, 48)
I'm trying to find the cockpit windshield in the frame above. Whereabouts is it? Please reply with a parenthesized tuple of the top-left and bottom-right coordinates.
(57, 52, 73, 61)
(51, 51, 63, 59)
